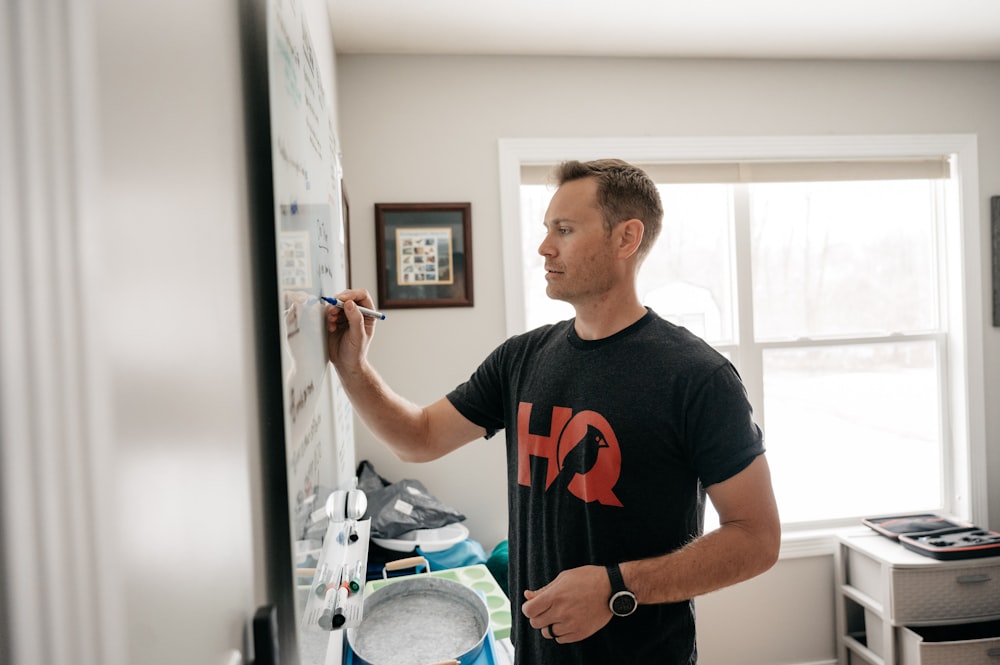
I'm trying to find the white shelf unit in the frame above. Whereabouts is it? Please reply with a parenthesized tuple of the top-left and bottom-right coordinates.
(835, 530, 1000, 664)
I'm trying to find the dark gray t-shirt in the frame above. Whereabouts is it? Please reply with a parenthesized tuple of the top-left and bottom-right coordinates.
(447, 310, 764, 664)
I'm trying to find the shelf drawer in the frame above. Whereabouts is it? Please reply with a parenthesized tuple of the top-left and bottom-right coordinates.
(846, 546, 885, 604)
(899, 620, 1000, 665)
(891, 562, 1000, 623)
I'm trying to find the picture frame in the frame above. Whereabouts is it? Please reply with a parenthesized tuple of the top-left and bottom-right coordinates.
(341, 184, 352, 288)
(375, 202, 474, 308)
(992, 195, 999, 327)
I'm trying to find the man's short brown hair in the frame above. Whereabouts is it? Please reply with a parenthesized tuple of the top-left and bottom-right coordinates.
(554, 159, 663, 260)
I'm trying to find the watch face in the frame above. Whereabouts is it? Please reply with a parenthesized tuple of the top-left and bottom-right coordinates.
(610, 591, 637, 616)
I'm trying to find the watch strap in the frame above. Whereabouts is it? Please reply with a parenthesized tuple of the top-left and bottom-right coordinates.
(606, 563, 638, 617)
(606, 563, 627, 594)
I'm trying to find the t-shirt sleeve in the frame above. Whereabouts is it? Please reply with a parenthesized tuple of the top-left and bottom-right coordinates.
(686, 362, 765, 487)
(446, 344, 508, 440)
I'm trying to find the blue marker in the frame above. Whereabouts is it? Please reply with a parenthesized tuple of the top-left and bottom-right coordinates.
(321, 296, 386, 321)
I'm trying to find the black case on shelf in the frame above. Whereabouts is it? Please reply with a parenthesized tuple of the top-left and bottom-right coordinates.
(898, 527, 1000, 560)
(863, 513, 1000, 560)
(862, 514, 968, 540)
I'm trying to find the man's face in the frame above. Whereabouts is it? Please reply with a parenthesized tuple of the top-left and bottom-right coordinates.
(538, 177, 617, 305)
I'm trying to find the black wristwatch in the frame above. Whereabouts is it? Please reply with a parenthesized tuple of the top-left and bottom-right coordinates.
(606, 563, 638, 617)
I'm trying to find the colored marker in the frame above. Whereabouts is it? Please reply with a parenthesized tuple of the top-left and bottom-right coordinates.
(321, 296, 386, 321)
(318, 585, 348, 630)
(335, 522, 358, 546)
(317, 586, 337, 629)
(332, 586, 349, 627)
(349, 560, 363, 593)
(313, 564, 333, 597)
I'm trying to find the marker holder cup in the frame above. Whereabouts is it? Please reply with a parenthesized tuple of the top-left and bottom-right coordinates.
(301, 517, 371, 631)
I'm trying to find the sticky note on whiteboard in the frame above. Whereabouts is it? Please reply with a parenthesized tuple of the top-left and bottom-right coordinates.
(279, 230, 312, 289)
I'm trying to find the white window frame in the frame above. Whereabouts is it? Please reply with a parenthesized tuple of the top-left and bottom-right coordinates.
(497, 135, 988, 556)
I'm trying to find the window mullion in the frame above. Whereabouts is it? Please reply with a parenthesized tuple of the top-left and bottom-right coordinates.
(731, 184, 765, 423)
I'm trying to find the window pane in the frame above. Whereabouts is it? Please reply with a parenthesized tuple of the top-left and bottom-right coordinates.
(750, 180, 939, 341)
(641, 185, 735, 344)
(762, 341, 942, 524)
(520, 183, 736, 340)
(520, 185, 573, 328)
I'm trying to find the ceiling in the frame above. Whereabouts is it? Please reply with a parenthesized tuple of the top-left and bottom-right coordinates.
(325, 0, 1000, 61)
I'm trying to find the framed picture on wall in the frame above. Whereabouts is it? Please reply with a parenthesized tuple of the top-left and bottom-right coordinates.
(992, 195, 999, 326)
(375, 202, 474, 308)
(342, 184, 352, 288)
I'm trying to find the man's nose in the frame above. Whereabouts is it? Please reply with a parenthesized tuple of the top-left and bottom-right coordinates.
(537, 234, 554, 257)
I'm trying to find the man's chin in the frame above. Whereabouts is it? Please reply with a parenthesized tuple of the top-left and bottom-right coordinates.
(545, 285, 564, 301)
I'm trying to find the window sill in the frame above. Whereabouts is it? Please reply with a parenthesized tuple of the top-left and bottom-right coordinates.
(778, 525, 870, 560)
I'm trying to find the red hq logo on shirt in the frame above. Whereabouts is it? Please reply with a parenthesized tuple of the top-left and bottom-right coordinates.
(516, 403, 623, 507)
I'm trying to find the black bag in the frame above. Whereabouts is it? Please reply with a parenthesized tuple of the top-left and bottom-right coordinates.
(357, 460, 466, 539)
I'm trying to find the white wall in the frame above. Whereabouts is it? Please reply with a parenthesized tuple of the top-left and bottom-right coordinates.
(91, 1, 263, 663)
(335, 54, 1000, 663)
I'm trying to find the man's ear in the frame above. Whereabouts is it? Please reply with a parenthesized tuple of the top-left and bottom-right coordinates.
(617, 219, 645, 259)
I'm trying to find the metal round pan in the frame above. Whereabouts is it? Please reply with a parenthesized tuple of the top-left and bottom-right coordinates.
(347, 575, 490, 665)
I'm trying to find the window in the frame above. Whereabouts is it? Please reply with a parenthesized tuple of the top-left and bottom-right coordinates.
(499, 136, 988, 538)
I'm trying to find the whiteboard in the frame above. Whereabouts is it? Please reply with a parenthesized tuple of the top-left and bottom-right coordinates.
(241, 0, 356, 662)
(265, 0, 355, 518)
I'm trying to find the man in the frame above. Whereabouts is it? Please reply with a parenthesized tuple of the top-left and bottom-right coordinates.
(326, 159, 780, 663)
